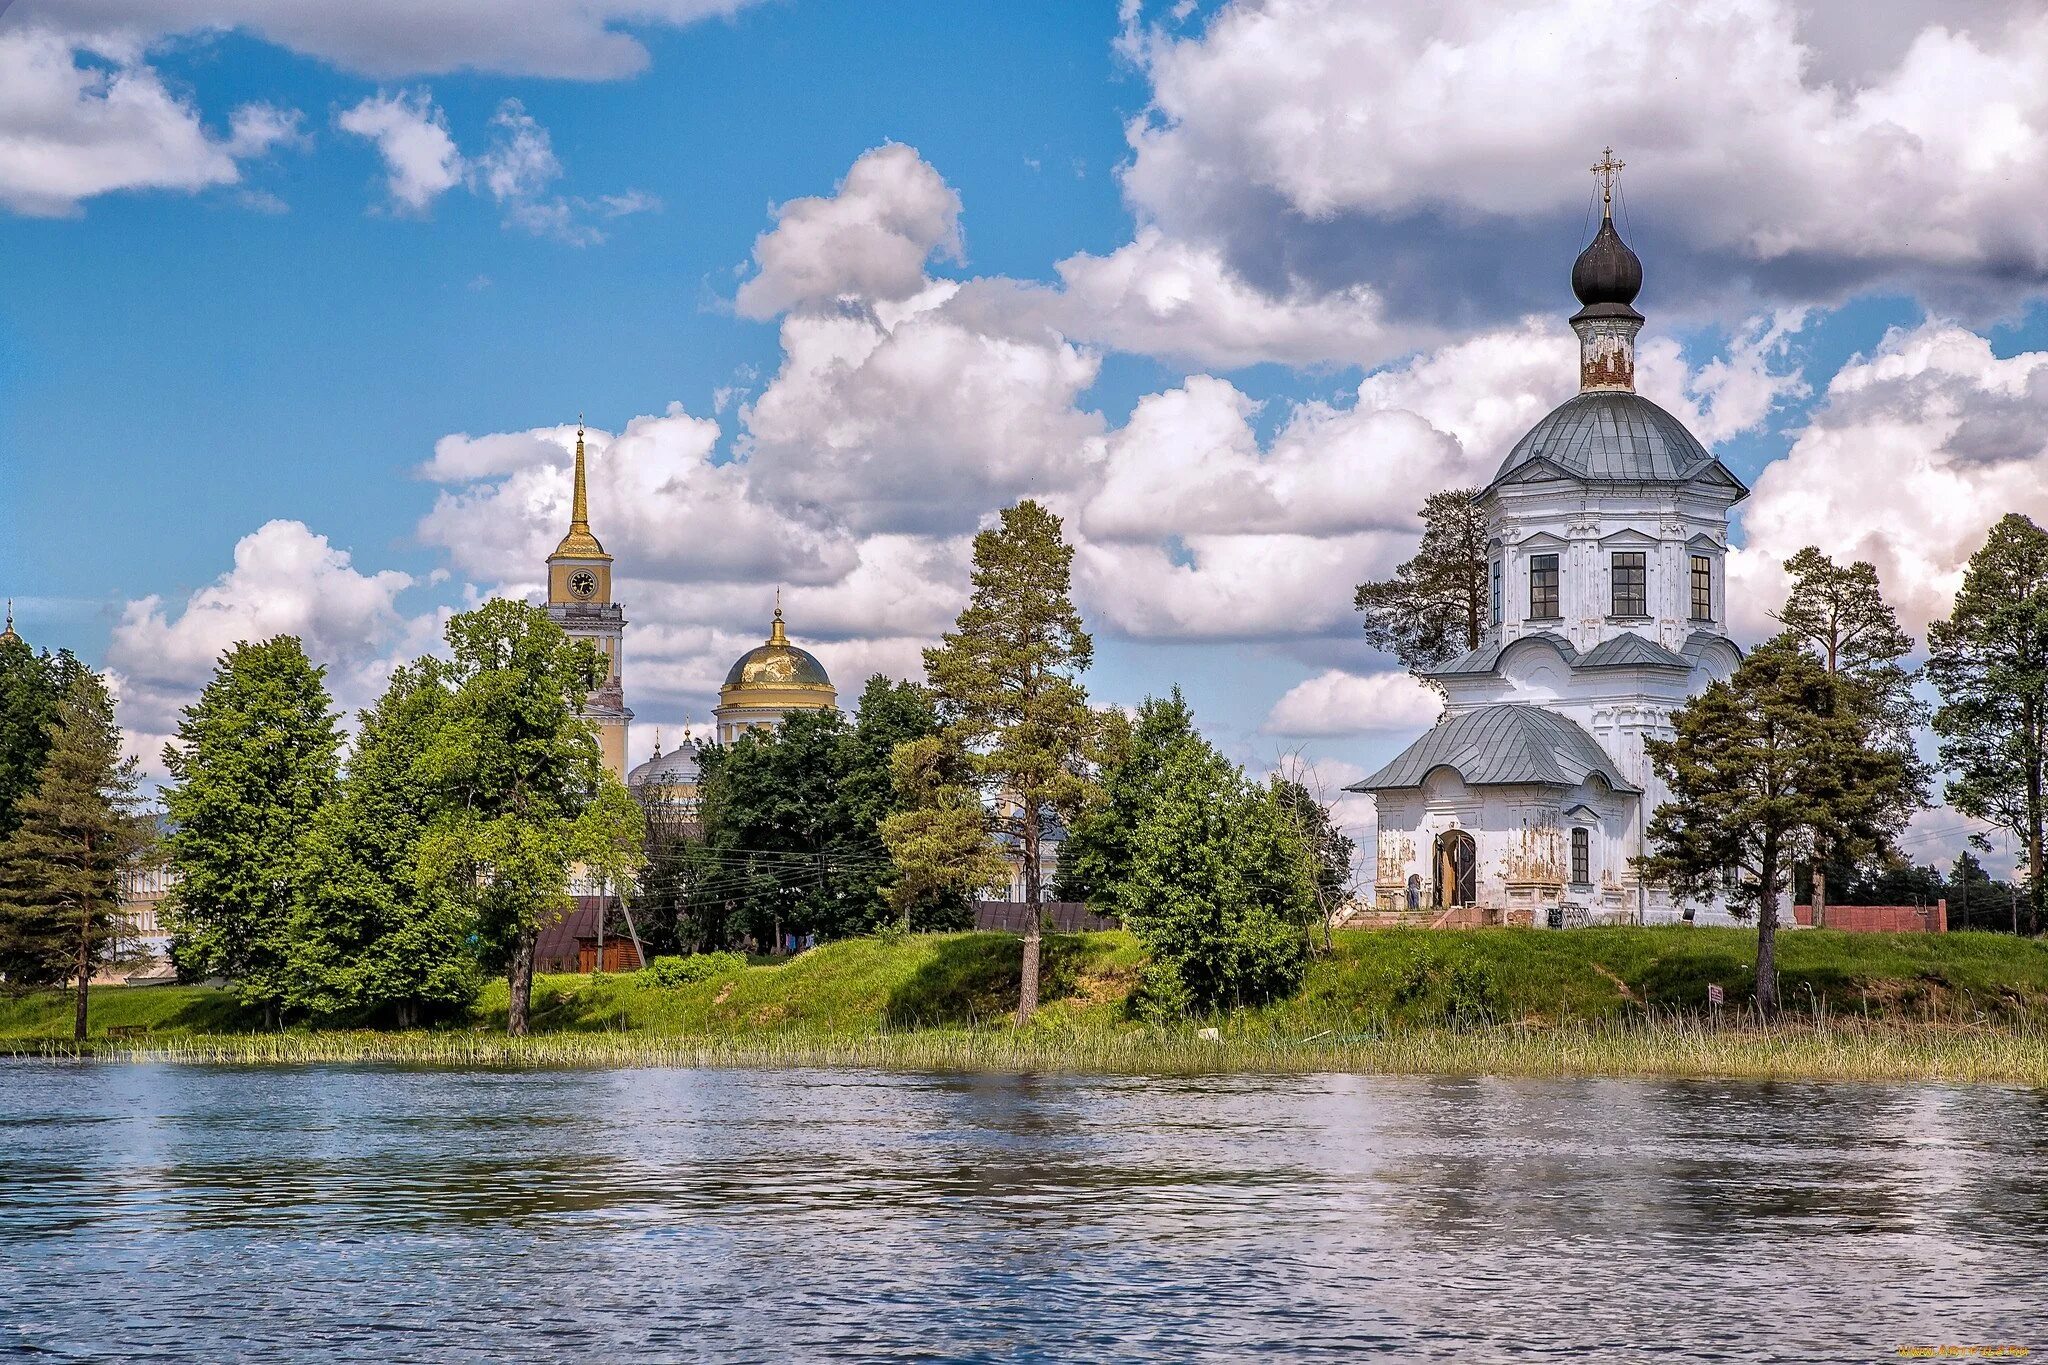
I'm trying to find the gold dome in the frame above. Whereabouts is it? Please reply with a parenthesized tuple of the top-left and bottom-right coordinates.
(0, 600, 18, 648)
(721, 607, 834, 693)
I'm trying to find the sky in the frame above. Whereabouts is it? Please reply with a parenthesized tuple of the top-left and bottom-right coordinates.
(7, 0, 2048, 878)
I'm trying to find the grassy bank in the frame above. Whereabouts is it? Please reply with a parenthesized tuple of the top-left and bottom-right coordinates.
(7, 926, 2048, 1081)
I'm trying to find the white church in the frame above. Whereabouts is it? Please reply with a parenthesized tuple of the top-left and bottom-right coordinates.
(1351, 170, 1743, 928)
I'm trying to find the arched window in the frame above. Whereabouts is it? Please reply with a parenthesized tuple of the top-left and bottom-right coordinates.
(1571, 827, 1591, 885)
(1434, 830, 1476, 908)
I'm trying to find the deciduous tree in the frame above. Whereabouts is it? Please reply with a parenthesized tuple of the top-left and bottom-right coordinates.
(1112, 730, 1319, 1016)
(285, 663, 480, 1026)
(1054, 689, 1200, 906)
(1643, 636, 1915, 1012)
(1354, 488, 1488, 671)
(1928, 513, 2048, 935)
(912, 501, 1097, 1023)
(416, 600, 643, 1036)
(162, 637, 340, 1024)
(0, 670, 150, 1040)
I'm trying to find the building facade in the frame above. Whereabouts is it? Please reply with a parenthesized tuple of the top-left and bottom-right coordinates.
(1350, 181, 1744, 928)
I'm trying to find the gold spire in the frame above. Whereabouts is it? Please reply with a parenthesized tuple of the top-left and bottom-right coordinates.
(551, 416, 609, 560)
(0, 600, 18, 647)
(768, 591, 788, 646)
(1591, 146, 1624, 220)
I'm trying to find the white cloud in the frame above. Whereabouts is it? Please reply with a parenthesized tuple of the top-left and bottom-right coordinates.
(1120, 0, 2048, 314)
(43, 0, 768, 80)
(0, 29, 300, 216)
(337, 89, 462, 213)
(1730, 320, 2048, 640)
(107, 521, 425, 752)
(471, 98, 559, 204)
(735, 143, 965, 319)
(1264, 669, 1443, 738)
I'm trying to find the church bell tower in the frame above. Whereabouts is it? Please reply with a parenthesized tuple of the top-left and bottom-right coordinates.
(546, 419, 631, 780)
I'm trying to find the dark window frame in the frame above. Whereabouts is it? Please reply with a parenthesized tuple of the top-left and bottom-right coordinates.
(1490, 559, 1502, 625)
(1571, 827, 1591, 885)
(1610, 551, 1648, 618)
(1690, 554, 1714, 621)
(1528, 553, 1560, 620)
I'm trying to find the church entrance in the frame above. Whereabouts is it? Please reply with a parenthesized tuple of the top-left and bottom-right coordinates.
(1434, 830, 1476, 908)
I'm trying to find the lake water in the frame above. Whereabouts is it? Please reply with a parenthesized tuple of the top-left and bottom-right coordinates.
(0, 1063, 2042, 1362)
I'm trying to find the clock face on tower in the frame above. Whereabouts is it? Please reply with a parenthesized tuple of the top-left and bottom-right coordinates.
(568, 569, 598, 600)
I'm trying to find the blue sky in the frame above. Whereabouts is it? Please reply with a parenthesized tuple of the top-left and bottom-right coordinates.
(8, 0, 2048, 874)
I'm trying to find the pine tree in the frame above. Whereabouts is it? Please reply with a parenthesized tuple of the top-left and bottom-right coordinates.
(415, 600, 643, 1036)
(879, 735, 1013, 934)
(1354, 488, 1489, 671)
(0, 636, 85, 842)
(1928, 513, 2048, 934)
(0, 671, 150, 1040)
(284, 663, 480, 1026)
(1643, 636, 1916, 1012)
(1772, 546, 1931, 919)
(162, 637, 340, 1024)
(912, 500, 1097, 1023)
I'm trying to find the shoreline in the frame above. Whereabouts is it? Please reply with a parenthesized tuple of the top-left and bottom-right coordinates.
(9, 1017, 2047, 1084)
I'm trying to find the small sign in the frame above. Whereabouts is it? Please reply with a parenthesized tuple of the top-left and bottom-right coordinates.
(1707, 983, 1725, 1007)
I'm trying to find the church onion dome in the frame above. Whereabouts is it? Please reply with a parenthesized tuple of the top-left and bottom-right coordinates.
(1491, 390, 1716, 487)
(1570, 217, 1643, 318)
(720, 607, 835, 695)
(0, 600, 19, 647)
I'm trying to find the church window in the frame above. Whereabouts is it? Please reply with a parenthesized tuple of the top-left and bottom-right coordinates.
(1490, 560, 1502, 625)
(1571, 827, 1590, 885)
(1611, 552, 1647, 617)
(1529, 554, 1560, 620)
(1691, 555, 1713, 620)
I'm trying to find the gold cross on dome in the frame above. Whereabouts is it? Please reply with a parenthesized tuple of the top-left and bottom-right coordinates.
(1591, 146, 1624, 216)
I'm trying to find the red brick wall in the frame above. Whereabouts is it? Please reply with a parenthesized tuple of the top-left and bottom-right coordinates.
(1793, 901, 1946, 932)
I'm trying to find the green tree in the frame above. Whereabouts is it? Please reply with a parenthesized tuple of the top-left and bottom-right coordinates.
(1054, 689, 1201, 905)
(834, 677, 961, 931)
(1772, 546, 1931, 919)
(162, 637, 341, 1024)
(1354, 488, 1488, 671)
(879, 735, 1012, 933)
(692, 710, 855, 947)
(416, 600, 643, 1036)
(0, 634, 84, 842)
(911, 500, 1097, 1022)
(0, 670, 150, 1040)
(284, 663, 480, 1026)
(1643, 636, 1916, 1012)
(1270, 770, 1357, 952)
(1927, 513, 2048, 934)
(1112, 732, 1319, 1015)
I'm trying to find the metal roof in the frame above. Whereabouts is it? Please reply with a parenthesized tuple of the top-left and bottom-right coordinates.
(1488, 391, 1740, 491)
(1577, 632, 1690, 669)
(1428, 631, 1575, 677)
(1347, 703, 1639, 794)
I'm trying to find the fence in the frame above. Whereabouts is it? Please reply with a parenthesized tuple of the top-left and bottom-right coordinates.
(973, 901, 1119, 934)
(1793, 901, 1947, 933)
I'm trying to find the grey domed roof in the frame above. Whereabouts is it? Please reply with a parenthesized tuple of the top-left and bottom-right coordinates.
(629, 739, 702, 789)
(1488, 390, 1729, 490)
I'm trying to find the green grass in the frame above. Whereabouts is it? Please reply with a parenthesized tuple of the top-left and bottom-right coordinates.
(7, 926, 2048, 1082)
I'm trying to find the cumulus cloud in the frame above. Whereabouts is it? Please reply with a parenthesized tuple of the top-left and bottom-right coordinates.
(336, 89, 463, 213)
(1263, 669, 1443, 738)
(0, 29, 300, 216)
(39, 0, 767, 80)
(1729, 320, 2048, 640)
(1119, 0, 2048, 323)
(334, 91, 654, 239)
(107, 521, 426, 763)
(735, 144, 965, 319)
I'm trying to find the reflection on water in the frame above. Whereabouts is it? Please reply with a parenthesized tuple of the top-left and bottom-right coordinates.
(1, 1063, 2043, 1361)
